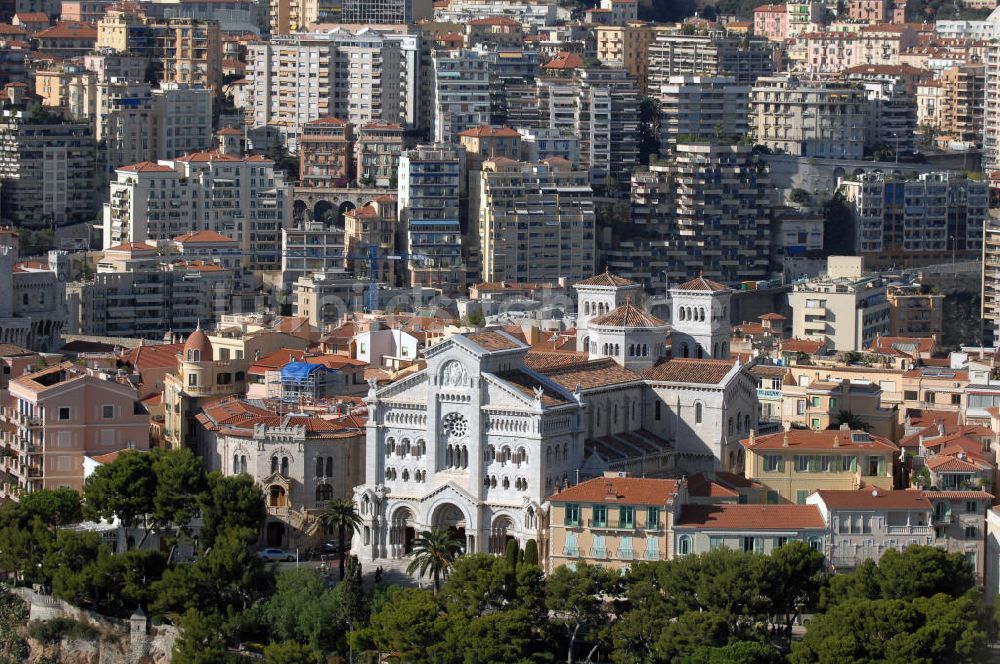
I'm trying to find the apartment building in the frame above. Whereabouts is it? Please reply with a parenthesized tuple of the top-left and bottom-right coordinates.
(548, 475, 683, 571)
(753, 4, 788, 41)
(938, 63, 985, 146)
(781, 377, 899, 440)
(741, 428, 897, 504)
(341, 0, 431, 23)
(595, 23, 654, 91)
(102, 147, 291, 271)
(299, 118, 354, 187)
(478, 158, 595, 284)
(151, 84, 213, 160)
(749, 75, 870, 160)
(653, 75, 749, 151)
(887, 283, 944, 340)
(398, 144, 465, 294)
(788, 256, 891, 352)
(269, 0, 317, 33)
(646, 28, 774, 92)
(839, 171, 988, 268)
(281, 221, 347, 296)
(432, 49, 492, 145)
(608, 143, 772, 289)
(354, 122, 403, 187)
(983, 42, 1000, 172)
(0, 362, 149, 497)
(862, 81, 916, 155)
(0, 109, 97, 229)
(247, 28, 419, 151)
(343, 199, 401, 287)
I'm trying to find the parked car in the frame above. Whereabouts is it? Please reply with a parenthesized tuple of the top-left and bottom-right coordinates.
(256, 548, 295, 562)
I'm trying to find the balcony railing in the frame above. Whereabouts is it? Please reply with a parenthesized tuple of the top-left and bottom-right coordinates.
(588, 519, 663, 530)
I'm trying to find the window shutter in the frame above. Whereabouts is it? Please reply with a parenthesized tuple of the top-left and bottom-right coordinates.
(877, 456, 886, 476)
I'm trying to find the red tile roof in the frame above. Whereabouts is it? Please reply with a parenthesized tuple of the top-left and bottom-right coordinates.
(759, 312, 787, 321)
(590, 301, 666, 328)
(641, 358, 735, 384)
(466, 331, 523, 352)
(753, 3, 786, 11)
(106, 241, 157, 252)
(922, 490, 993, 501)
(468, 16, 520, 25)
(742, 428, 897, 452)
(539, 357, 641, 390)
(687, 473, 739, 498)
(814, 488, 931, 510)
(173, 230, 237, 244)
(121, 343, 184, 371)
(459, 124, 521, 138)
(926, 455, 990, 472)
(550, 476, 680, 505)
(575, 269, 637, 288)
(36, 21, 96, 40)
(542, 51, 584, 70)
(781, 338, 825, 355)
(118, 161, 174, 173)
(676, 504, 825, 529)
(675, 276, 729, 292)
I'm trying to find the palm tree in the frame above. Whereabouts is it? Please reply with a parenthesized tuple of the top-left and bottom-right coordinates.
(406, 529, 463, 594)
(319, 499, 362, 580)
(834, 410, 870, 432)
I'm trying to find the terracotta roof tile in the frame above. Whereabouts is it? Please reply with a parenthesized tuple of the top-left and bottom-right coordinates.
(686, 473, 739, 498)
(459, 124, 521, 138)
(742, 428, 897, 452)
(590, 301, 666, 328)
(921, 490, 993, 501)
(494, 369, 570, 406)
(676, 504, 824, 529)
(641, 358, 735, 384)
(121, 343, 184, 371)
(814, 488, 931, 510)
(173, 230, 237, 243)
(675, 276, 729, 292)
(575, 270, 638, 288)
(753, 3, 786, 11)
(759, 313, 787, 321)
(539, 357, 642, 390)
(106, 241, 157, 252)
(926, 455, 990, 472)
(118, 161, 174, 173)
(781, 338, 825, 354)
(36, 21, 96, 40)
(542, 51, 584, 70)
(466, 331, 523, 352)
(550, 476, 680, 505)
(0, 344, 32, 357)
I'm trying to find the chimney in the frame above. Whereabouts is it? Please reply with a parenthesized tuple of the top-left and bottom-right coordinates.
(782, 432, 789, 447)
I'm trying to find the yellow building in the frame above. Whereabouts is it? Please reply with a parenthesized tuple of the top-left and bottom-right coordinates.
(547, 474, 683, 572)
(781, 376, 900, 441)
(741, 427, 898, 504)
(596, 22, 654, 92)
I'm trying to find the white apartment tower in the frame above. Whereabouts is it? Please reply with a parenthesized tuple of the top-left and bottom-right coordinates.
(432, 49, 492, 145)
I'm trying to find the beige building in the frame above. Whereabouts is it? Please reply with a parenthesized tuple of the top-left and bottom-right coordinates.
(595, 23, 654, 92)
(547, 474, 683, 571)
(741, 427, 898, 504)
(270, 0, 318, 34)
(749, 75, 869, 160)
(887, 284, 944, 340)
(478, 158, 596, 284)
(0, 362, 150, 497)
(788, 256, 891, 352)
(673, 503, 826, 556)
(781, 377, 900, 441)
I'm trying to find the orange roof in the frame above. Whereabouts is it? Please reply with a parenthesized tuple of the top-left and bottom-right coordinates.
(459, 124, 521, 138)
(345, 204, 378, 218)
(539, 357, 641, 390)
(89, 450, 132, 465)
(781, 338, 825, 355)
(759, 312, 787, 320)
(575, 269, 637, 288)
(466, 331, 522, 352)
(676, 504, 825, 529)
(468, 16, 520, 26)
(869, 336, 935, 356)
(13, 12, 49, 22)
(175, 150, 243, 163)
(753, 3, 786, 11)
(550, 476, 680, 505)
(118, 161, 174, 173)
(843, 63, 926, 76)
(641, 358, 735, 384)
(542, 51, 584, 70)
(686, 473, 739, 498)
(815, 488, 930, 510)
(121, 343, 184, 371)
(922, 490, 993, 501)
(36, 21, 97, 40)
(742, 428, 897, 452)
(215, 127, 242, 135)
(590, 301, 666, 328)
(106, 241, 157, 252)
(305, 116, 349, 125)
(676, 275, 729, 292)
(0, 25, 27, 35)
(173, 230, 237, 244)
(926, 455, 990, 472)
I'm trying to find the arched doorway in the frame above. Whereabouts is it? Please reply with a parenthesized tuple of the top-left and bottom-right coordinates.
(433, 503, 467, 553)
(489, 516, 515, 555)
(391, 507, 416, 558)
(269, 485, 287, 508)
(266, 522, 285, 547)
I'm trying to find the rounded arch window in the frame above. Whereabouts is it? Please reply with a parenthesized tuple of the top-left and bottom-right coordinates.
(678, 535, 692, 556)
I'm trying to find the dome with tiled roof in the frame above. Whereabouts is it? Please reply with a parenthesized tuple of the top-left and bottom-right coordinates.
(183, 324, 213, 363)
(675, 275, 730, 292)
(590, 300, 666, 329)
(575, 268, 638, 288)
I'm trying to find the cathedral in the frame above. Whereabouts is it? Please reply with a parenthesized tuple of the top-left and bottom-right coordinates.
(352, 272, 758, 562)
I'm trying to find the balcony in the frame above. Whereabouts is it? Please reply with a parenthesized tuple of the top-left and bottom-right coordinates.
(588, 519, 662, 530)
(886, 525, 931, 535)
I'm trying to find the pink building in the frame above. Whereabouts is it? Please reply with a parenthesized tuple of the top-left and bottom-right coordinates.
(754, 4, 788, 42)
(849, 0, 905, 24)
(0, 362, 150, 497)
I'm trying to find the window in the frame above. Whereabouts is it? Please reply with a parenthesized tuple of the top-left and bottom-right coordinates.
(766, 490, 779, 504)
(764, 455, 782, 472)
(188, 374, 198, 387)
(709, 536, 723, 551)
(796, 490, 809, 505)
(647, 507, 660, 529)
(796, 455, 809, 472)
(867, 456, 881, 476)
(58, 407, 70, 420)
(966, 501, 978, 514)
(619, 506, 635, 528)
(695, 403, 703, 423)
(904, 390, 918, 400)
(655, 401, 661, 420)
(820, 455, 831, 472)
(829, 397, 838, 410)
(102, 405, 114, 419)
(592, 504, 607, 527)
(796, 400, 806, 415)
(951, 394, 961, 405)
(841, 456, 855, 472)
(677, 535, 692, 556)
(965, 526, 979, 538)
(742, 537, 762, 553)
(811, 417, 821, 430)
(564, 504, 580, 526)
(810, 396, 820, 408)
(809, 537, 821, 551)
(776, 537, 788, 548)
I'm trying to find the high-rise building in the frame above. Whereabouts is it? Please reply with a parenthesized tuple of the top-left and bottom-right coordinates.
(982, 215, 1000, 343)
(432, 49, 491, 145)
(861, 80, 916, 155)
(102, 146, 291, 270)
(646, 28, 774, 93)
(270, 0, 318, 34)
(749, 75, 869, 159)
(653, 75, 749, 152)
(247, 28, 419, 151)
(399, 144, 465, 293)
(984, 42, 1000, 172)
(151, 84, 214, 159)
(606, 143, 773, 288)
(839, 171, 988, 269)
(595, 23, 654, 91)
(0, 109, 97, 229)
(478, 158, 595, 284)
(938, 63, 985, 147)
(341, 0, 431, 23)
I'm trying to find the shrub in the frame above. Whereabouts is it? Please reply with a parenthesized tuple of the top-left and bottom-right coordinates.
(28, 618, 100, 644)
